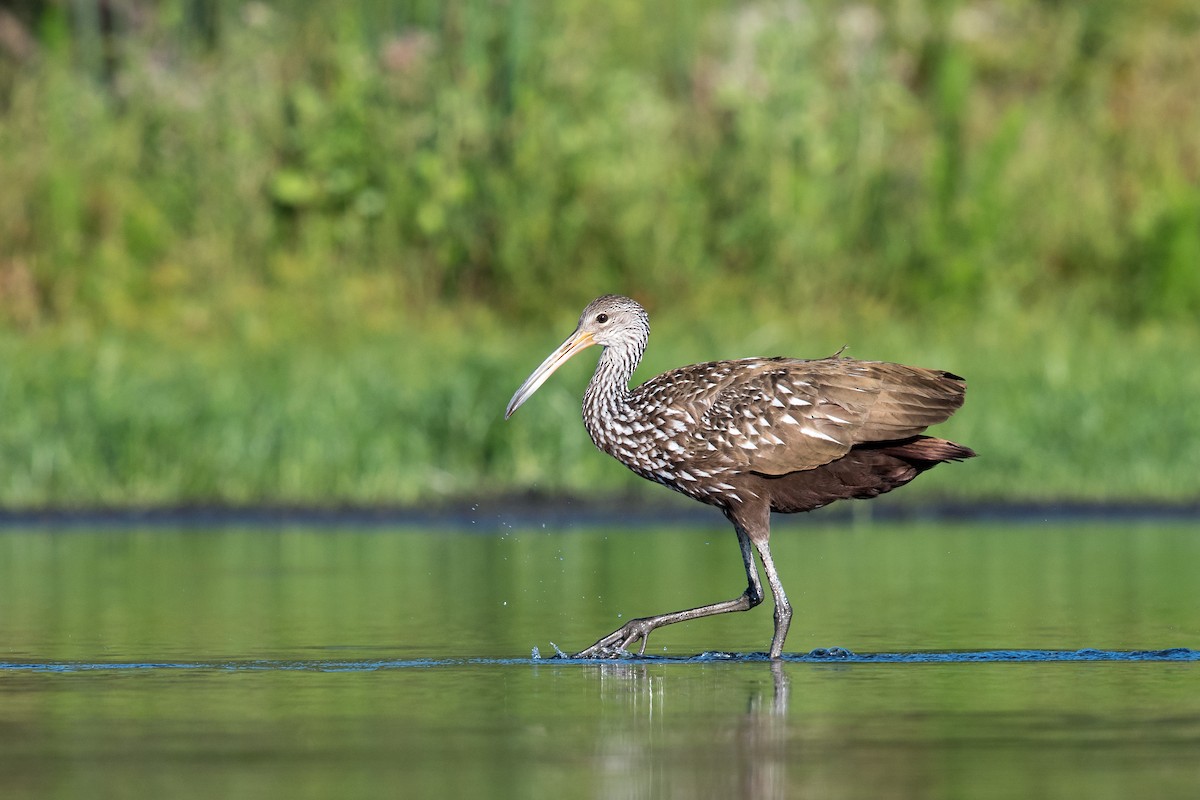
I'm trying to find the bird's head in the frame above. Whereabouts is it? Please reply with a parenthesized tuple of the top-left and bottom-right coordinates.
(505, 295, 649, 419)
(575, 294, 650, 349)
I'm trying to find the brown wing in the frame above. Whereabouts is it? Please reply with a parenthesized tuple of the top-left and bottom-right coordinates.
(633, 356, 967, 476)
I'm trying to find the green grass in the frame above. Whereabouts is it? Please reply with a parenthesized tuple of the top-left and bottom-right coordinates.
(0, 1, 1198, 507)
(2, 304, 1197, 507)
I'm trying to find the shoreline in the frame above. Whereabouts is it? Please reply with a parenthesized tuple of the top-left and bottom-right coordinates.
(3, 497, 1198, 530)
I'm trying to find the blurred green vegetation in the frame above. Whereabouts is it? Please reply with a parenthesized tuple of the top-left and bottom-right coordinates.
(0, 0, 1198, 506)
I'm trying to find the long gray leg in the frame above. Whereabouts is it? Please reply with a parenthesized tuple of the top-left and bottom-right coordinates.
(751, 536, 792, 659)
(574, 513, 764, 658)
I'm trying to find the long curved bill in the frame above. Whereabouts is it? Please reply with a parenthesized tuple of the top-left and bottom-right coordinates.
(505, 330, 596, 419)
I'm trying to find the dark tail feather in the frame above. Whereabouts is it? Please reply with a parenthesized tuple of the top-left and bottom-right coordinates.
(874, 435, 976, 466)
(763, 435, 975, 513)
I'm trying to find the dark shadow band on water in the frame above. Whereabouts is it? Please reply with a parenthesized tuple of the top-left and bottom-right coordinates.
(2, 499, 1200, 531)
(3, 648, 1197, 673)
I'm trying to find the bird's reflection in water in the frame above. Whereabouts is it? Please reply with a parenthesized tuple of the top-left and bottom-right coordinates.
(736, 661, 789, 799)
(586, 660, 791, 800)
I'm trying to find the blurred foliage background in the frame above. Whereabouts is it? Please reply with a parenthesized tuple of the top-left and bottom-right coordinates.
(0, 0, 1198, 507)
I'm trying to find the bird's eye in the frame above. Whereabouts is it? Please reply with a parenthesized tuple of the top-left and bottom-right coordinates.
(596, 313, 609, 324)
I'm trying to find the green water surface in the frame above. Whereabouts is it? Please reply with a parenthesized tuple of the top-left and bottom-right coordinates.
(1, 521, 1197, 798)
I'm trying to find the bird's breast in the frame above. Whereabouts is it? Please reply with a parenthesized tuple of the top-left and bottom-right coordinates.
(584, 405, 739, 504)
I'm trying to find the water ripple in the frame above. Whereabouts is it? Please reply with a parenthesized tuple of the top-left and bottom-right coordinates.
(1, 647, 1197, 673)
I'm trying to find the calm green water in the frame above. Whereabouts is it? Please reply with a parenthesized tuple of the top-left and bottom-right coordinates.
(1, 521, 1198, 799)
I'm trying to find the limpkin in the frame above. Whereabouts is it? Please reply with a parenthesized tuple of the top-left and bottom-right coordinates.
(505, 295, 974, 659)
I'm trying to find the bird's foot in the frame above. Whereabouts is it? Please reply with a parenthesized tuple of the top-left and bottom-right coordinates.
(573, 617, 658, 659)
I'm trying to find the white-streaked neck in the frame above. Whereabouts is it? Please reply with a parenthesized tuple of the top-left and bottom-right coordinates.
(582, 339, 643, 449)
